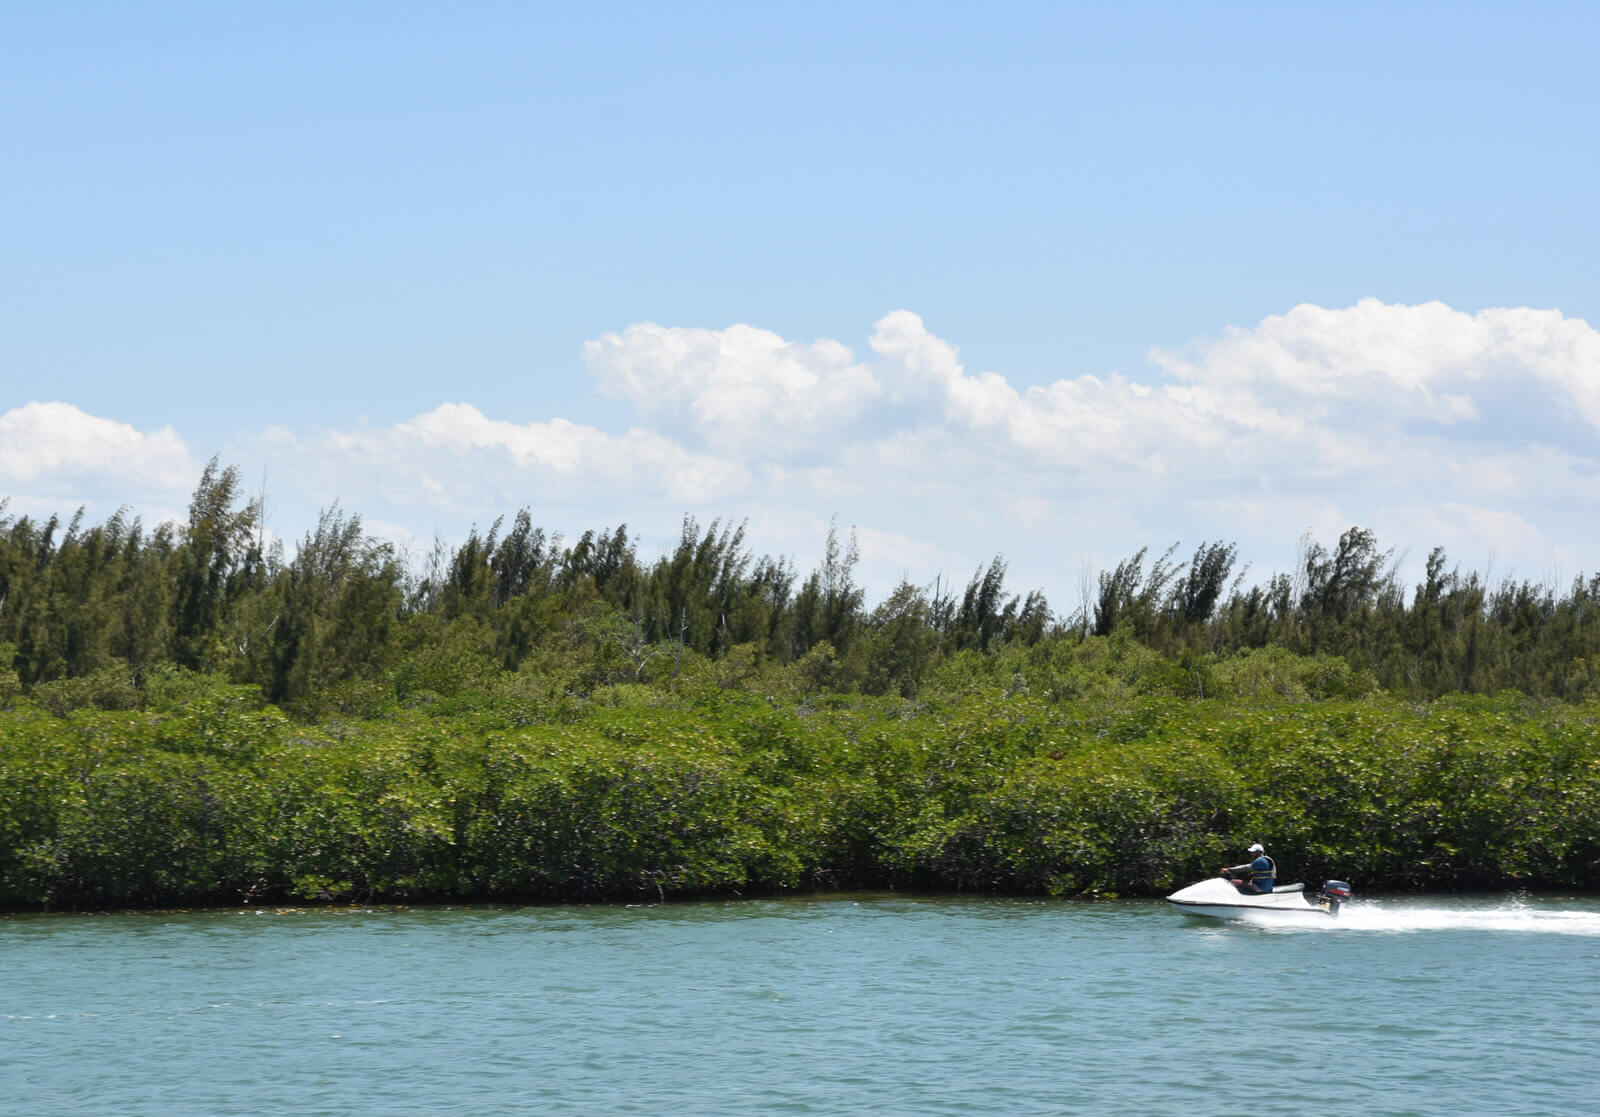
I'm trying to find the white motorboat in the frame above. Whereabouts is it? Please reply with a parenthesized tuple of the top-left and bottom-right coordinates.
(1166, 877, 1351, 921)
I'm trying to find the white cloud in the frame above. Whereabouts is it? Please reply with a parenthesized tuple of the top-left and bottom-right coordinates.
(361, 518, 425, 556)
(862, 310, 1367, 479)
(350, 300, 1600, 595)
(0, 401, 193, 496)
(9, 301, 1600, 606)
(858, 302, 1600, 506)
(1379, 503, 1576, 584)
(260, 402, 751, 513)
(1150, 298, 1600, 434)
(853, 524, 947, 586)
(583, 322, 879, 455)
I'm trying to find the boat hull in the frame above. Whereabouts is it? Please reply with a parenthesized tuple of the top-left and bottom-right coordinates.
(1166, 877, 1333, 921)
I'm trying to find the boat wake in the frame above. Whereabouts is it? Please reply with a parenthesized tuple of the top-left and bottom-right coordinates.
(1268, 900, 1600, 935)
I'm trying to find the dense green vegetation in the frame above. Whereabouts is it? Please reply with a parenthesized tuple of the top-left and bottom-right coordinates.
(4, 682, 1597, 909)
(4, 463, 1600, 909)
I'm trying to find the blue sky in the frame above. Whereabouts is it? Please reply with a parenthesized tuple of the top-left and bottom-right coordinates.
(5, 3, 1599, 612)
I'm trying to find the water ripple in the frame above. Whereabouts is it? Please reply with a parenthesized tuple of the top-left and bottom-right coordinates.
(4, 895, 1599, 1114)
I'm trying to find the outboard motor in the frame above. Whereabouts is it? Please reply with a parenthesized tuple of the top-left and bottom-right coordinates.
(1319, 880, 1352, 916)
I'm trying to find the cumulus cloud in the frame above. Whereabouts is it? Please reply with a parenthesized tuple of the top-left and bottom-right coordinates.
(0, 401, 193, 495)
(561, 301, 1600, 592)
(1150, 298, 1600, 435)
(859, 310, 1314, 477)
(583, 322, 879, 455)
(263, 402, 751, 513)
(854, 302, 1600, 501)
(9, 300, 1600, 603)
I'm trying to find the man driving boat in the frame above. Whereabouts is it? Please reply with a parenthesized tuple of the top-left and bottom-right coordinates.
(1221, 842, 1275, 893)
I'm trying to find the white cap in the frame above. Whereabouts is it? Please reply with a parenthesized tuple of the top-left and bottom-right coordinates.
(1248, 843, 1264, 853)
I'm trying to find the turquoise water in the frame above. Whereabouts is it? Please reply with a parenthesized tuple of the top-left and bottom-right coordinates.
(5, 893, 1599, 1115)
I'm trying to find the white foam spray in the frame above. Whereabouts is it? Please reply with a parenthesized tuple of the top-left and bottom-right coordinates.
(1237, 897, 1600, 935)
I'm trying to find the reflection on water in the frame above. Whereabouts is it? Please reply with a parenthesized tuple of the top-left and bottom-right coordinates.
(5, 894, 1599, 1115)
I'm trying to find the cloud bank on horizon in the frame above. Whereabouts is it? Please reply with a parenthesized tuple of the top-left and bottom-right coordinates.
(4, 298, 1598, 606)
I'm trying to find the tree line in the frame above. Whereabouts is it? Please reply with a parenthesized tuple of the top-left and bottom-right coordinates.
(5, 460, 1600, 711)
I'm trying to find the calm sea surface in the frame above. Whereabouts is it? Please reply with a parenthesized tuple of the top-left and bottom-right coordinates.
(4, 892, 1599, 1115)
